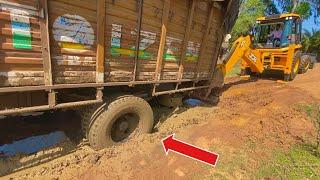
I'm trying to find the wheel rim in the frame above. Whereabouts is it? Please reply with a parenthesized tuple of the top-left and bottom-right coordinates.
(110, 113, 139, 142)
(294, 58, 300, 73)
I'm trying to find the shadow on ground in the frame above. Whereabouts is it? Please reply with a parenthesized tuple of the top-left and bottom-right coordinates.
(0, 111, 82, 176)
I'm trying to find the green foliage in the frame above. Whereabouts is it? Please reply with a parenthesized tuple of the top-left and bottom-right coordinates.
(231, 0, 266, 41)
(226, 60, 241, 77)
(278, 0, 319, 20)
(264, 0, 280, 15)
(257, 145, 320, 179)
(295, 2, 312, 19)
(302, 30, 320, 55)
(300, 103, 320, 151)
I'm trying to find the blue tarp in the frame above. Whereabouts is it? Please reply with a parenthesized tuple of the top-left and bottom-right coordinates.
(0, 131, 66, 157)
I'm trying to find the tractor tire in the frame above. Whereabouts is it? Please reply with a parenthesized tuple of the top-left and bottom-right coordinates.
(284, 51, 301, 81)
(283, 74, 290, 82)
(87, 96, 154, 150)
(240, 69, 247, 76)
(309, 61, 315, 69)
(298, 55, 311, 74)
(240, 68, 252, 76)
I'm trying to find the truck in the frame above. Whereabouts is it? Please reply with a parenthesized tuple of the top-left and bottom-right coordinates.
(0, 0, 240, 150)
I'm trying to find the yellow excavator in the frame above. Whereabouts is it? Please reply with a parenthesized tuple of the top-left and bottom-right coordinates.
(211, 13, 313, 89)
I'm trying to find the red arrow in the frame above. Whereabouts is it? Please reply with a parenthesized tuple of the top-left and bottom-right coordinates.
(162, 134, 219, 167)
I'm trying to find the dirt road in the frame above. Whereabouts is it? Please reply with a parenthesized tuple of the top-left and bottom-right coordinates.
(1, 65, 320, 179)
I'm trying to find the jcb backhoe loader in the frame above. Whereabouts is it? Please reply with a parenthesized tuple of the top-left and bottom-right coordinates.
(211, 13, 313, 89)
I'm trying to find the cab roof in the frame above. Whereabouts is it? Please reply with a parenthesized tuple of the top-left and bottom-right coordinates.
(257, 13, 301, 21)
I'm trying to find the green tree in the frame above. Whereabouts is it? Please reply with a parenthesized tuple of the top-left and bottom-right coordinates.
(302, 30, 313, 52)
(295, 2, 312, 19)
(231, 0, 266, 41)
(310, 31, 320, 55)
(278, 0, 320, 20)
(264, 0, 280, 15)
(302, 29, 320, 54)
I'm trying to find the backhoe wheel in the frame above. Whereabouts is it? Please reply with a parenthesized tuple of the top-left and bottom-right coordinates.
(285, 51, 301, 81)
(240, 69, 247, 76)
(88, 96, 154, 150)
(309, 60, 315, 69)
(298, 55, 311, 74)
(240, 68, 253, 76)
(284, 74, 290, 82)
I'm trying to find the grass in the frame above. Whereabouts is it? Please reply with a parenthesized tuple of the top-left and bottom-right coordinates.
(202, 145, 251, 179)
(299, 103, 320, 151)
(226, 60, 241, 77)
(300, 104, 320, 120)
(256, 145, 320, 179)
(198, 103, 320, 179)
(257, 103, 320, 179)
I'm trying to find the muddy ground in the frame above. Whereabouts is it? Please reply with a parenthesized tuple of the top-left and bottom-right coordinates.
(1, 65, 320, 179)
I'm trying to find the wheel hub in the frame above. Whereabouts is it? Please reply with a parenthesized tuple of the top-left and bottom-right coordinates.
(110, 113, 139, 142)
(119, 121, 129, 132)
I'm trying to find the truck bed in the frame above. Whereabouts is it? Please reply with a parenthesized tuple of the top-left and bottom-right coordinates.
(0, 0, 240, 115)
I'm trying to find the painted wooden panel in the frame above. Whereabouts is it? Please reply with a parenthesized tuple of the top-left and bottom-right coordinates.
(48, 0, 97, 84)
(0, 0, 44, 87)
(0, 0, 239, 87)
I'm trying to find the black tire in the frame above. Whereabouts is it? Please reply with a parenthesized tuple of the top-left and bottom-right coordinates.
(299, 55, 310, 74)
(309, 61, 315, 69)
(79, 105, 100, 138)
(79, 93, 130, 138)
(88, 96, 154, 150)
(240, 68, 252, 76)
(240, 69, 246, 76)
(284, 51, 301, 81)
(284, 74, 290, 82)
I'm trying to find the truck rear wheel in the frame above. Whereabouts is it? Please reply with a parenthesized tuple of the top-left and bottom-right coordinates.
(87, 96, 154, 150)
(284, 51, 301, 81)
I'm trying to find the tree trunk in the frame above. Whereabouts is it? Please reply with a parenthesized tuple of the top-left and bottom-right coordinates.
(291, 0, 299, 13)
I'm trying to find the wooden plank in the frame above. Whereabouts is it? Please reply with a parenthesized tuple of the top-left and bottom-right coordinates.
(208, 0, 234, 80)
(39, 0, 52, 86)
(195, 3, 215, 80)
(133, 0, 144, 81)
(154, 0, 171, 81)
(38, 0, 56, 107)
(0, 78, 211, 93)
(96, 0, 106, 83)
(177, 0, 196, 80)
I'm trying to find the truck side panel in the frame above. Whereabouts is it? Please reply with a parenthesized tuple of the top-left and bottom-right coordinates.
(0, 0, 44, 87)
(0, 0, 226, 87)
(48, 0, 98, 84)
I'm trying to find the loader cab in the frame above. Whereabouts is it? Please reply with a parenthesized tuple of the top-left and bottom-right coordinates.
(253, 14, 302, 49)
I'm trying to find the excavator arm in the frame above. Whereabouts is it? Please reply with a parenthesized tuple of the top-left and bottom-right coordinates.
(210, 35, 265, 89)
(222, 35, 264, 75)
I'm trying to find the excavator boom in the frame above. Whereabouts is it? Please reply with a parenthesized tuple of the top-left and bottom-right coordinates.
(223, 35, 264, 75)
(209, 35, 265, 89)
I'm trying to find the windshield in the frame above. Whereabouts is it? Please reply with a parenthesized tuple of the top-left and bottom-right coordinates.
(253, 18, 301, 49)
(254, 22, 285, 48)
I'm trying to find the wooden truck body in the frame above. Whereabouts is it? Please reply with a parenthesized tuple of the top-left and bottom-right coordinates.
(0, 0, 239, 148)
